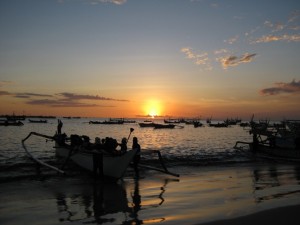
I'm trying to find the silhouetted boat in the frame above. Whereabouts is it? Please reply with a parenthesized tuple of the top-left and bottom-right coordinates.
(29, 119, 48, 123)
(235, 119, 300, 162)
(193, 121, 204, 128)
(0, 120, 24, 126)
(154, 123, 175, 129)
(6, 115, 26, 121)
(209, 122, 228, 127)
(22, 128, 179, 179)
(138, 122, 156, 127)
(55, 141, 137, 179)
(89, 119, 124, 125)
(22, 130, 137, 180)
(164, 119, 180, 124)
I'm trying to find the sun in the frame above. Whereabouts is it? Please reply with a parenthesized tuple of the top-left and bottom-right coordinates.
(144, 99, 162, 118)
(148, 109, 158, 118)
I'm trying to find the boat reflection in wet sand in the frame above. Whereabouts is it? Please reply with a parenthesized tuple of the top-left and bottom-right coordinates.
(55, 178, 177, 224)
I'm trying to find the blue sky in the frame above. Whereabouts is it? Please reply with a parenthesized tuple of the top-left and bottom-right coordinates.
(0, 0, 300, 119)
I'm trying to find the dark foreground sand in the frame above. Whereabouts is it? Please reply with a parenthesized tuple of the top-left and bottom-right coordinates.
(198, 204, 300, 225)
(1, 163, 300, 225)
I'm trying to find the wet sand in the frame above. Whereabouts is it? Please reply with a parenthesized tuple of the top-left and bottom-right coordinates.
(198, 204, 300, 225)
(1, 162, 300, 225)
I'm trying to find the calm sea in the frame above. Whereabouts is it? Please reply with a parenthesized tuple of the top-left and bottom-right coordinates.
(0, 118, 254, 180)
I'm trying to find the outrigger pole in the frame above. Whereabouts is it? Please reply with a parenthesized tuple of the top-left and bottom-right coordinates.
(22, 132, 65, 174)
(139, 150, 180, 177)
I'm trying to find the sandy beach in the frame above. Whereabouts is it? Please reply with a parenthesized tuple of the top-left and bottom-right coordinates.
(1, 162, 300, 225)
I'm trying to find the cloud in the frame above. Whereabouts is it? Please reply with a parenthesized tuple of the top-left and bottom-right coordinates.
(182, 47, 257, 70)
(86, 0, 126, 5)
(214, 49, 229, 55)
(260, 79, 300, 96)
(14, 93, 53, 99)
(58, 0, 127, 5)
(249, 10, 300, 44)
(224, 35, 239, 44)
(218, 53, 256, 69)
(26, 99, 104, 107)
(24, 92, 129, 107)
(181, 47, 212, 70)
(0, 89, 129, 107)
(58, 92, 129, 102)
(264, 20, 284, 32)
(253, 34, 300, 43)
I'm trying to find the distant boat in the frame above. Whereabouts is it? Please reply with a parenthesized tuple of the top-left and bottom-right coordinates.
(29, 119, 48, 123)
(6, 115, 26, 121)
(113, 118, 136, 123)
(164, 119, 180, 124)
(193, 121, 204, 128)
(154, 123, 176, 129)
(0, 120, 24, 126)
(138, 122, 156, 127)
(89, 119, 124, 125)
(209, 123, 228, 128)
(206, 116, 212, 124)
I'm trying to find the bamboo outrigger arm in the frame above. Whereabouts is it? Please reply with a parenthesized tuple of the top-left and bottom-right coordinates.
(22, 132, 65, 174)
(139, 150, 180, 177)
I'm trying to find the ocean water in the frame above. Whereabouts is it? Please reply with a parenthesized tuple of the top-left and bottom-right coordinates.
(0, 118, 253, 180)
(1, 118, 300, 225)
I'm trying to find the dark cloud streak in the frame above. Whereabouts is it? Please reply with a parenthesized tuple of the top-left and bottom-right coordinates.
(0, 89, 129, 108)
(219, 53, 257, 69)
(58, 92, 129, 102)
(260, 79, 300, 96)
(26, 99, 114, 107)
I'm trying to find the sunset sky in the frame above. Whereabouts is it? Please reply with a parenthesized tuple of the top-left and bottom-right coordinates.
(1, 0, 300, 120)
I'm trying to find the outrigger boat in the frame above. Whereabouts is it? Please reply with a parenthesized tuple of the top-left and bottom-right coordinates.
(234, 119, 300, 162)
(22, 129, 137, 180)
(22, 127, 179, 180)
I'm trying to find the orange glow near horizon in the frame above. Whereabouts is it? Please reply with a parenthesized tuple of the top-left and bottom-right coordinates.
(143, 99, 162, 118)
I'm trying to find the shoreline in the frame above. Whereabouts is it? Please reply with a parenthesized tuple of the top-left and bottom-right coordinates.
(197, 204, 300, 225)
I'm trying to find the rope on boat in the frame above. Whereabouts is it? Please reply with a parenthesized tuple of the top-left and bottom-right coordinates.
(22, 132, 65, 174)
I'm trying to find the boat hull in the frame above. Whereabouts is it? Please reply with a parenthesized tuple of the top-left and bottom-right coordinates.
(255, 145, 300, 161)
(153, 124, 175, 129)
(55, 143, 137, 179)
